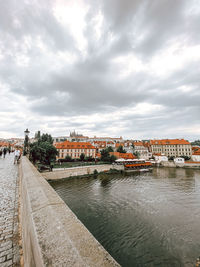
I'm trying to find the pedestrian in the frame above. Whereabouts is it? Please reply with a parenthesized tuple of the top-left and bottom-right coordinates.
(0, 149, 2, 157)
(3, 147, 7, 158)
(14, 148, 20, 164)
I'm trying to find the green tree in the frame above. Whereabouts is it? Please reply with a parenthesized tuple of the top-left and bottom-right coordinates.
(110, 155, 117, 163)
(107, 146, 114, 152)
(117, 145, 126, 153)
(65, 155, 72, 162)
(85, 156, 94, 162)
(39, 133, 53, 144)
(191, 140, 200, 146)
(29, 132, 57, 165)
(35, 130, 41, 141)
(80, 153, 85, 161)
(133, 151, 140, 158)
(100, 149, 110, 162)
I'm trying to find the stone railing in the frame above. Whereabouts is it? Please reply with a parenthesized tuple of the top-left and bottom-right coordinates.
(19, 157, 120, 266)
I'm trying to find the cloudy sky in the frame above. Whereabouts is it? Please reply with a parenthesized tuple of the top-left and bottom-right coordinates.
(0, 0, 200, 140)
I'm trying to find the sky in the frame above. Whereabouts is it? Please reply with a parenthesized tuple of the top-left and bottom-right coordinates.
(0, 0, 200, 140)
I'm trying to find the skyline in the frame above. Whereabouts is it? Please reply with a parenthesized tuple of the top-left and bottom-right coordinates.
(0, 0, 200, 140)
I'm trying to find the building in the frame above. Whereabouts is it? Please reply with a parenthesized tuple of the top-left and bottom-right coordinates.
(109, 152, 136, 160)
(53, 131, 123, 144)
(153, 153, 168, 163)
(55, 141, 96, 160)
(192, 147, 200, 162)
(150, 139, 192, 158)
(174, 157, 185, 164)
(0, 141, 10, 149)
(88, 136, 123, 143)
(133, 141, 152, 159)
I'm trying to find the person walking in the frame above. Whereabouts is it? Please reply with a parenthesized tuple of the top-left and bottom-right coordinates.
(14, 149, 20, 164)
(3, 147, 7, 158)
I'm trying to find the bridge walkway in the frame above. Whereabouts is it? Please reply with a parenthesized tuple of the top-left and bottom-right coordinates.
(0, 153, 20, 266)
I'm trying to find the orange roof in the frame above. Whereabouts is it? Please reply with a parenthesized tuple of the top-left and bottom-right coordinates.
(150, 139, 190, 145)
(55, 141, 95, 150)
(134, 141, 144, 146)
(193, 148, 200, 155)
(93, 141, 106, 144)
(110, 152, 136, 159)
(192, 146, 200, 151)
(0, 142, 10, 147)
(115, 143, 124, 148)
(96, 153, 101, 158)
(153, 153, 162, 156)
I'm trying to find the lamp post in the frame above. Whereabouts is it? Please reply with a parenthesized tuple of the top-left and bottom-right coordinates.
(24, 128, 30, 155)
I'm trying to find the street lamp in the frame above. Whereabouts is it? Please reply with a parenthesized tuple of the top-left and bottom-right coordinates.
(24, 128, 30, 155)
(24, 128, 30, 138)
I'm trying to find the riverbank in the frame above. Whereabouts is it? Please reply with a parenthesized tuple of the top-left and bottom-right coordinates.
(42, 164, 124, 180)
(160, 161, 200, 169)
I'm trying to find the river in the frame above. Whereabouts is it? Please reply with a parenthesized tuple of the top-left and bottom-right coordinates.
(49, 167, 200, 267)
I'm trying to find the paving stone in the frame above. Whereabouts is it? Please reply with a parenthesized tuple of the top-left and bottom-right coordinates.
(0, 259, 13, 267)
(0, 154, 20, 266)
(0, 256, 6, 263)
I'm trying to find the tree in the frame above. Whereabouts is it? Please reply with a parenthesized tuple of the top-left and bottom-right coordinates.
(100, 149, 116, 162)
(107, 146, 114, 152)
(180, 155, 191, 161)
(191, 140, 200, 146)
(80, 153, 85, 161)
(110, 155, 117, 163)
(35, 131, 41, 141)
(117, 145, 126, 153)
(29, 132, 57, 165)
(65, 155, 72, 162)
(39, 133, 53, 144)
(100, 149, 110, 162)
(133, 151, 140, 158)
(85, 156, 94, 162)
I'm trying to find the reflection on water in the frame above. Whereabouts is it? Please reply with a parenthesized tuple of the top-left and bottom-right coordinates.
(50, 168, 200, 267)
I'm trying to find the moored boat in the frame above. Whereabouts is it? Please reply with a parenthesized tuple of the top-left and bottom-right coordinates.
(115, 159, 153, 171)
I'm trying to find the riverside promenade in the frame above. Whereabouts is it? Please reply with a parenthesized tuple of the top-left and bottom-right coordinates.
(0, 153, 20, 266)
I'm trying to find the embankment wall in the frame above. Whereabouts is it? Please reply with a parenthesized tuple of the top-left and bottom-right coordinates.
(20, 156, 120, 267)
(161, 161, 200, 169)
(42, 164, 124, 180)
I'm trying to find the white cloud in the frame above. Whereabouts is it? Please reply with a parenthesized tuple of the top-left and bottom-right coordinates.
(0, 0, 199, 140)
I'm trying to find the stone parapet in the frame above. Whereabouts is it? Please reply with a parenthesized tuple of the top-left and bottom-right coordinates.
(20, 157, 120, 267)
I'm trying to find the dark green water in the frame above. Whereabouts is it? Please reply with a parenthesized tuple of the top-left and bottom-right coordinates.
(50, 168, 200, 267)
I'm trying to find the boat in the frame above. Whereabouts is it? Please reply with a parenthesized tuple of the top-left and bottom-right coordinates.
(115, 158, 153, 171)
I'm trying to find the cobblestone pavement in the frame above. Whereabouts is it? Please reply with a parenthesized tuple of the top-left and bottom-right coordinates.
(0, 153, 20, 266)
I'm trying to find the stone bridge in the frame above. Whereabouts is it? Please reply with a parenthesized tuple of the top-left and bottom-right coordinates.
(18, 157, 120, 266)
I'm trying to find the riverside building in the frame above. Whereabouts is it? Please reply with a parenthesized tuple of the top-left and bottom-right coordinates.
(150, 139, 192, 158)
(55, 141, 96, 160)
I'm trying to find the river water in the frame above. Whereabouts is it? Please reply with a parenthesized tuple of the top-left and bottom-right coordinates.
(50, 168, 200, 267)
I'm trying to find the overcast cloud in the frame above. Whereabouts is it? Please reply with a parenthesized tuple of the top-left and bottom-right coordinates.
(0, 0, 200, 140)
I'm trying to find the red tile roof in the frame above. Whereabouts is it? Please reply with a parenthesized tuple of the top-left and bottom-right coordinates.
(0, 142, 10, 147)
(110, 152, 136, 159)
(150, 139, 190, 145)
(193, 148, 200, 155)
(55, 141, 95, 149)
(134, 141, 144, 146)
(115, 143, 124, 148)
